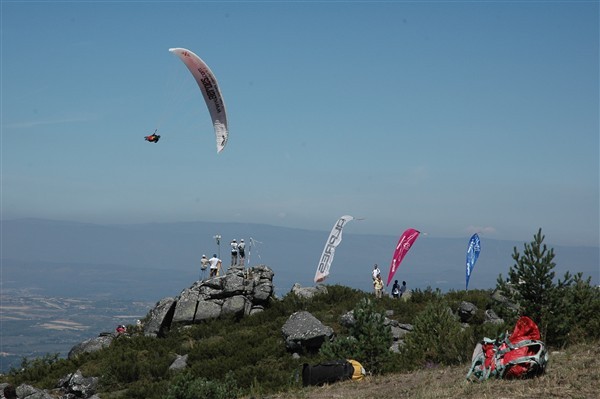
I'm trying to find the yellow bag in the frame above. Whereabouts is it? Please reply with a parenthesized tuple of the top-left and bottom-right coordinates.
(347, 359, 366, 381)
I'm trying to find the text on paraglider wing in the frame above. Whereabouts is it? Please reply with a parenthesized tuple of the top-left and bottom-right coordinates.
(197, 68, 223, 114)
(317, 218, 348, 273)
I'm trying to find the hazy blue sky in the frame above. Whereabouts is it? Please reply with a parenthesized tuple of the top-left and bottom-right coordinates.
(2, 1, 598, 247)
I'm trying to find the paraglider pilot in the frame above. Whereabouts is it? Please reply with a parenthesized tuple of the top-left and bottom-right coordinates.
(144, 130, 161, 143)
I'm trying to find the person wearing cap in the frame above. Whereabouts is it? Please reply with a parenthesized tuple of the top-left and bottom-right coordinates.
(200, 254, 209, 280)
(237, 239, 246, 266)
(201, 255, 209, 270)
(230, 239, 238, 266)
(209, 254, 221, 277)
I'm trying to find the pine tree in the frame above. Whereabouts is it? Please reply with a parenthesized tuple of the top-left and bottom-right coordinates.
(496, 228, 572, 342)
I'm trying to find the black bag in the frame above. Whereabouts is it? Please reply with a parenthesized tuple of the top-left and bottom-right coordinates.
(302, 360, 354, 386)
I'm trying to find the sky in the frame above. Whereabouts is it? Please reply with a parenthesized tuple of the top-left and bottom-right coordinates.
(2, 1, 599, 247)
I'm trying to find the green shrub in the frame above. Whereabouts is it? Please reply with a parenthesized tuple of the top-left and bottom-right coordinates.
(165, 371, 240, 399)
(400, 299, 470, 369)
(320, 297, 392, 374)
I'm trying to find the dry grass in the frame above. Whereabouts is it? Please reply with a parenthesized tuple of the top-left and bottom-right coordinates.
(255, 341, 600, 399)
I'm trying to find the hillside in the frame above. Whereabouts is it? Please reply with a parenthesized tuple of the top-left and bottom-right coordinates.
(2, 280, 599, 399)
(262, 341, 600, 399)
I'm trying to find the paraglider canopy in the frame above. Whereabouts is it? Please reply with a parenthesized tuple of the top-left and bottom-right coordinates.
(169, 47, 229, 153)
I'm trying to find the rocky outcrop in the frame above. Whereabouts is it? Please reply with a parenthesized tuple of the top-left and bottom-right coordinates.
(491, 287, 520, 313)
(484, 308, 504, 325)
(281, 311, 334, 352)
(56, 369, 99, 398)
(290, 283, 328, 299)
(457, 301, 478, 323)
(143, 264, 275, 337)
(68, 335, 114, 360)
(142, 297, 177, 337)
(169, 354, 189, 372)
(1, 370, 100, 399)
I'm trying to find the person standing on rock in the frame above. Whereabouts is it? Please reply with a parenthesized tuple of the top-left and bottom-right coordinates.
(230, 239, 238, 266)
(200, 254, 209, 280)
(237, 239, 245, 266)
(209, 254, 222, 277)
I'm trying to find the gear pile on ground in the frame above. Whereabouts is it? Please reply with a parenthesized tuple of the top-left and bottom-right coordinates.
(466, 316, 548, 381)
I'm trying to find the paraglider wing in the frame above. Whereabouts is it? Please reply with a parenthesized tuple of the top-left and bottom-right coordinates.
(314, 215, 354, 283)
(386, 228, 420, 286)
(169, 48, 228, 153)
(465, 233, 481, 290)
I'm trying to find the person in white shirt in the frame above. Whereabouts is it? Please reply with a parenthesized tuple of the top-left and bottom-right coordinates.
(209, 254, 222, 277)
(230, 239, 238, 266)
(372, 264, 381, 280)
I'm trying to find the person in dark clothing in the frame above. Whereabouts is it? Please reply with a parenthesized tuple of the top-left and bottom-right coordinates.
(392, 280, 401, 298)
(400, 281, 407, 297)
(144, 130, 161, 143)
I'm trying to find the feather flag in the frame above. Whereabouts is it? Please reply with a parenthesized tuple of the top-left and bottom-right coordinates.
(465, 233, 481, 290)
(314, 215, 354, 283)
(386, 228, 420, 286)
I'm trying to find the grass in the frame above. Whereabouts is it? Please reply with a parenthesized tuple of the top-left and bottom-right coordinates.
(258, 341, 600, 399)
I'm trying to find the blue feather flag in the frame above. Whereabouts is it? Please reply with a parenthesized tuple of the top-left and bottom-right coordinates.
(465, 233, 481, 290)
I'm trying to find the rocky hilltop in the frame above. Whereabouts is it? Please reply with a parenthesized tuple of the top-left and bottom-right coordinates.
(69, 264, 275, 358)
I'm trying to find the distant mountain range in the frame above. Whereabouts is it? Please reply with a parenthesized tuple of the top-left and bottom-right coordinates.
(2, 218, 598, 300)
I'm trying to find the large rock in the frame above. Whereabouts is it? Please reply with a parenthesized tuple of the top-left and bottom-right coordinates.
(194, 300, 223, 321)
(68, 335, 113, 360)
(56, 369, 98, 398)
(222, 295, 248, 317)
(491, 287, 520, 312)
(290, 283, 328, 299)
(143, 297, 176, 337)
(169, 354, 188, 372)
(484, 308, 504, 325)
(457, 301, 478, 323)
(15, 384, 54, 399)
(143, 264, 275, 331)
(281, 311, 333, 352)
